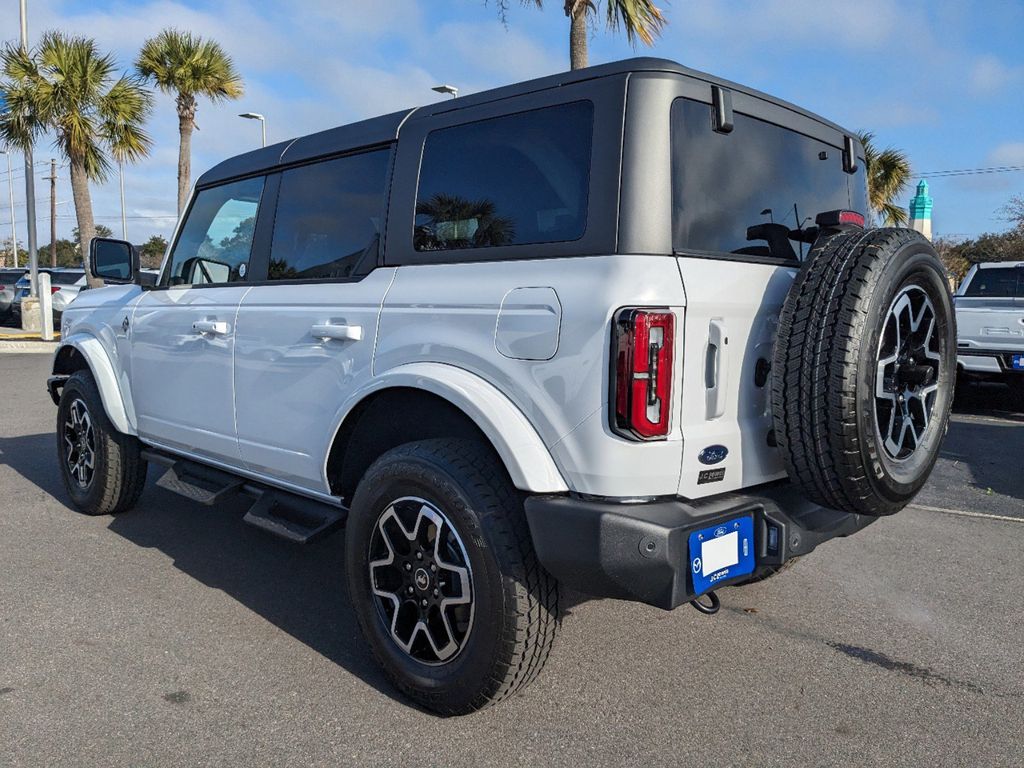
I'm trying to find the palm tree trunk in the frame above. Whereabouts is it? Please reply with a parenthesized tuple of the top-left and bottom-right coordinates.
(69, 157, 103, 289)
(176, 93, 197, 216)
(566, 1, 588, 70)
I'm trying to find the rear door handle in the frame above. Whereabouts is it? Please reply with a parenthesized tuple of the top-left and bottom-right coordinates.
(192, 320, 230, 335)
(705, 318, 728, 420)
(311, 323, 363, 342)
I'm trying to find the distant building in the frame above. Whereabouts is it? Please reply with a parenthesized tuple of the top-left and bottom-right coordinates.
(908, 179, 932, 240)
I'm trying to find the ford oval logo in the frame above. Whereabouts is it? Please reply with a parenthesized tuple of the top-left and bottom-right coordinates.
(698, 445, 728, 465)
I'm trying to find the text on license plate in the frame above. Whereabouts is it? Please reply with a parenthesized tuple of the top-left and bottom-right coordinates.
(688, 515, 756, 595)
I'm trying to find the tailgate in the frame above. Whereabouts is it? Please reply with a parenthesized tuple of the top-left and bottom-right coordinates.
(675, 256, 794, 498)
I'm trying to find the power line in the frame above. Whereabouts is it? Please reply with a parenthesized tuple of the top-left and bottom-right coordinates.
(914, 165, 1024, 179)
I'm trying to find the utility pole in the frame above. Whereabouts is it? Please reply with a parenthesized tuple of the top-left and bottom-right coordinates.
(46, 158, 56, 267)
(118, 161, 127, 239)
(20, 0, 39, 298)
(3, 149, 16, 268)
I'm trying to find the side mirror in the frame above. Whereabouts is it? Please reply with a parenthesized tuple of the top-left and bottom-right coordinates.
(89, 237, 138, 284)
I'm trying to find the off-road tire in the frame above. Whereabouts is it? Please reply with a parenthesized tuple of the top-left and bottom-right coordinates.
(773, 228, 956, 516)
(344, 438, 559, 715)
(56, 370, 147, 515)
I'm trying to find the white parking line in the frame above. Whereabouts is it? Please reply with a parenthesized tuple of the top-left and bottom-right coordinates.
(910, 503, 1024, 524)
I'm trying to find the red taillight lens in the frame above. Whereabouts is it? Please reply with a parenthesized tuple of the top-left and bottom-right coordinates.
(612, 308, 675, 440)
(51, 286, 61, 294)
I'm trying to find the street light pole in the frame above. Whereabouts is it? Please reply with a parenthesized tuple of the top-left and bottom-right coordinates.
(238, 113, 266, 147)
(2, 149, 16, 268)
(119, 160, 127, 239)
(20, 0, 39, 298)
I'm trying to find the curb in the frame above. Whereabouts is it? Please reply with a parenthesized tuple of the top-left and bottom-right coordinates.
(0, 341, 58, 354)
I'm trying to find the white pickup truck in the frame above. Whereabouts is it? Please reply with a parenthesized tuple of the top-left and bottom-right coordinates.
(955, 261, 1024, 393)
(47, 57, 956, 714)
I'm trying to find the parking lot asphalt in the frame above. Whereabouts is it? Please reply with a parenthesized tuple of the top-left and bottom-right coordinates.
(1, 352, 1021, 768)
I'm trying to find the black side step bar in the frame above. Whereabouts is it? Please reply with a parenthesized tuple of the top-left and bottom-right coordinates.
(142, 450, 346, 544)
(242, 491, 346, 545)
(153, 459, 244, 506)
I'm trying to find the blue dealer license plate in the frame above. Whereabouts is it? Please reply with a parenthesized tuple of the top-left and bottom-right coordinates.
(1012, 354, 1024, 371)
(688, 516, 755, 595)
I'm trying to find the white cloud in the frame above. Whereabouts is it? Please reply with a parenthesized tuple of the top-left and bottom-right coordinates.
(970, 55, 1023, 96)
(986, 142, 1024, 167)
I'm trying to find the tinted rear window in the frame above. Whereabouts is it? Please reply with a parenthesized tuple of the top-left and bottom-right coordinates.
(1, 270, 25, 282)
(269, 149, 390, 280)
(963, 266, 1021, 297)
(50, 272, 84, 285)
(414, 101, 593, 252)
(671, 98, 865, 261)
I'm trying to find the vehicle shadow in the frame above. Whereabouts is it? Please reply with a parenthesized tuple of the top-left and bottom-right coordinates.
(0, 431, 415, 709)
(105, 475, 420, 706)
(942, 383, 1024, 502)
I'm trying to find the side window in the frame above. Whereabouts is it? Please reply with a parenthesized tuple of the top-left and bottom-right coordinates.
(268, 149, 390, 280)
(671, 98, 863, 261)
(166, 176, 264, 286)
(414, 101, 593, 252)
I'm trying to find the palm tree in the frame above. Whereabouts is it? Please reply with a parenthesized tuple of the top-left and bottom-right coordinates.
(0, 32, 152, 287)
(136, 29, 243, 215)
(858, 131, 911, 227)
(501, 1, 667, 70)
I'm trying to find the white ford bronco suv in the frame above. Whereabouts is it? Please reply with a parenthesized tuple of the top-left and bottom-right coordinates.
(49, 58, 955, 715)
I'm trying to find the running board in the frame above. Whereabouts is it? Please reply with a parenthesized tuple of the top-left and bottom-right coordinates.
(141, 450, 346, 544)
(154, 460, 244, 506)
(242, 491, 346, 544)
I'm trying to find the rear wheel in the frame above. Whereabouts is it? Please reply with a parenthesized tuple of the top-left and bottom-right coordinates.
(56, 370, 148, 515)
(344, 439, 558, 715)
(773, 228, 956, 516)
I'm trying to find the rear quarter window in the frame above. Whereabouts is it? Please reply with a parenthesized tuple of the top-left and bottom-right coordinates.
(671, 98, 864, 261)
(414, 101, 593, 252)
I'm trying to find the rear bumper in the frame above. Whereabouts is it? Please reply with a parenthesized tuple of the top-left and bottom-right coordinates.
(958, 348, 1023, 375)
(524, 484, 875, 610)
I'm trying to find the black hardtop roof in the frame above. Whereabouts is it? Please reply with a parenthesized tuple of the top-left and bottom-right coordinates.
(196, 57, 855, 188)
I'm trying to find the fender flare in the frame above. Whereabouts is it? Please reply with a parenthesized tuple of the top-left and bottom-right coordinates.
(325, 362, 569, 494)
(52, 335, 136, 436)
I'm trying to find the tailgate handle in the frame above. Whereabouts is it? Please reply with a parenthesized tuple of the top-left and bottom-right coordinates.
(311, 323, 363, 342)
(705, 318, 728, 420)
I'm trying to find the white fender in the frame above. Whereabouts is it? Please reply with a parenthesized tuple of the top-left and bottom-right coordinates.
(53, 336, 136, 436)
(326, 362, 569, 493)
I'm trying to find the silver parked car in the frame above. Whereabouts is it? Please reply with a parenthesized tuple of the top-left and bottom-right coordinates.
(954, 261, 1024, 397)
(11, 268, 87, 321)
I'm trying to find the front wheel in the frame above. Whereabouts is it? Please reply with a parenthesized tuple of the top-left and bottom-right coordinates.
(344, 439, 559, 715)
(56, 370, 147, 515)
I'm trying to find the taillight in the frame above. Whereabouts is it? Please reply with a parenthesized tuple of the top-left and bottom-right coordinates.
(51, 286, 61, 294)
(611, 308, 675, 440)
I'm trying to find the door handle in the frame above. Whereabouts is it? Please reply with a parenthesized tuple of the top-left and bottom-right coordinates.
(705, 318, 728, 420)
(311, 323, 363, 342)
(192, 320, 230, 335)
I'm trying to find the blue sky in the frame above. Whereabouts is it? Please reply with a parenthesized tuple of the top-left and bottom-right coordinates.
(2, 0, 1022, 247)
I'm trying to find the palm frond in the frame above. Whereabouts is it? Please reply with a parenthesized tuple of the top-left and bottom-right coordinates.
(857, 130, 911, 225)
(136, 28, 243, 102)
(605, 0, 667, 46)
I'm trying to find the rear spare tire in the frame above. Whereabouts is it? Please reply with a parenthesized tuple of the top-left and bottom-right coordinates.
(772, 228, 955, 516)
